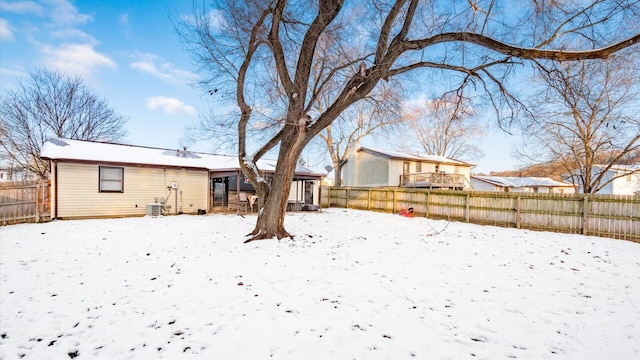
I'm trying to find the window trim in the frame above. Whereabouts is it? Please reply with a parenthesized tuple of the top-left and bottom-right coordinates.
(99, 166, 124, 193)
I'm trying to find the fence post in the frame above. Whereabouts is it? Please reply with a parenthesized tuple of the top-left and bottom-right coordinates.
(516, 195, 521, 229)
(368, 189, 371, 210)
(35, 182, 41, 223)
(465, 193, 470, 222)
(582, 196, 589, 235)
(393, 189, 397, 213)
(345, 188, 350, 209)
(425, 191, 430, 218)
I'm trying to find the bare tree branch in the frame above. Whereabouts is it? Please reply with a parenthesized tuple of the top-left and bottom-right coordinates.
(178, 0, 640, 240)
(0, 68, 127, 179)
(519, 53, 640, 194)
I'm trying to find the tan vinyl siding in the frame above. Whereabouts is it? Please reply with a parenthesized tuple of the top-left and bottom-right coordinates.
(56, 163, 208, 218)
(420, 162, 438, 173)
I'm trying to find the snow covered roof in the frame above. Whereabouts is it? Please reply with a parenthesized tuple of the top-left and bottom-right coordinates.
(594, 164, 640, 173)
(358, 147, 474, 166)
(40, 137, 322, 177)
(471, 175, 574, 188)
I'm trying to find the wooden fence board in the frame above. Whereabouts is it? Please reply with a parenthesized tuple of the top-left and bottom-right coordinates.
(0, 181, 51, 225)
(322, 187, 639, 243)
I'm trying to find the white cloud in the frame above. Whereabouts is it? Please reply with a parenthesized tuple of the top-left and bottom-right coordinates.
(146, 96, 196, 116)
(0, 67, 27, 78)
(130, 52, 198, 85)
(0, 18, 13, 40)
(401, 93, 428, 114)
(49, 28, 96, 42)
(179, 9, 224, 29)
(119, 14, 129, 25)
(45, 0, 92, 26)
(205, 10, 224, 28)
(40, 43, 116, 79)
(0, 1, 43, 15)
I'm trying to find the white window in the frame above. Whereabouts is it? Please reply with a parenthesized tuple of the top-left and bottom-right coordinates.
(99, 166, 124, 192)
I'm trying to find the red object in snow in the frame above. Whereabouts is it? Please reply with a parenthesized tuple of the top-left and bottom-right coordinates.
(399, 207, 414, 218)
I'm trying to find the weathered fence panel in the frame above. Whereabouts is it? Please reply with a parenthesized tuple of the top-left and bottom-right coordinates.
(0, 181, 51, 225)
(468, 192, 516, 227)
(326, 187, 639, 242)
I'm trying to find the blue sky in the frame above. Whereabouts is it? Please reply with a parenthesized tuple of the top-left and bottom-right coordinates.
(0, 0, 520, 174)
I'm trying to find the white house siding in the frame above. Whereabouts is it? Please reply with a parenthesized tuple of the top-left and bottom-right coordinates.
(54, 162, 208, 219)
(470, 178, 500, 191)
(356, 151, 389, 187)
(342, 145, 473, 188)
(388, 160, 403, 186)
(343, 144, 358, 186)
(611, 172, 640, 195)
(452, 165, 471, 188)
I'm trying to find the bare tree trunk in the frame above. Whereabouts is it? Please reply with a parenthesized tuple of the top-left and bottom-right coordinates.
(333, 159, 342, 187)
(246, 121, 307, 241)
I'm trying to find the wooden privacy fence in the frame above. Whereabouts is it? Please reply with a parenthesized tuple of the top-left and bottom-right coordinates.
(0, 181, 51, 225)
(322, 187, 640, 242)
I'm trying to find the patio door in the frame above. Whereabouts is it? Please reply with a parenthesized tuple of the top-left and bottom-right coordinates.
(210, 177, 228, 210)
(304, 181, 314, 204)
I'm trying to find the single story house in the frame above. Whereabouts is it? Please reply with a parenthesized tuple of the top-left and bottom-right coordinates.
(341, 143, 474, 189)
(563, 164, 640, 195)
(470, 175, 576, 193)
(40, 137, 324, 219)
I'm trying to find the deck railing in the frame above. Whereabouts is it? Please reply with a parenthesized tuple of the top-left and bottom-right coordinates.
(401, 172, 466, 189)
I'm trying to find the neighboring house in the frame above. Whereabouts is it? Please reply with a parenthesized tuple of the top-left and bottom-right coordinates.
(471, 175, 576, 193)
(40, 137, 324, 219)
(341, 143, 474, 189)
(563, 164, 640, 195)
(0, 164, 38, 182)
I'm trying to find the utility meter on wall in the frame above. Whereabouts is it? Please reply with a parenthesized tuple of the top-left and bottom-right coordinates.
(171, 182, 178, 189)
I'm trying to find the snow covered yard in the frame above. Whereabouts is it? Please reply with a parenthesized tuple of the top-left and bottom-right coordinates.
(0, 208, 638, 359)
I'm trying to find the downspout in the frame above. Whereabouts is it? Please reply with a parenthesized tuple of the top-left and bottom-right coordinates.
(53, 160, 58, 219)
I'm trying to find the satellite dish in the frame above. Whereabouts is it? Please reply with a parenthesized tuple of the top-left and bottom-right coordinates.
(324, 165, 334, 173)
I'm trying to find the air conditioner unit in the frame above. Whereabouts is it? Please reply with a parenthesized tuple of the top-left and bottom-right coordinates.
(146, 204, 162, 217)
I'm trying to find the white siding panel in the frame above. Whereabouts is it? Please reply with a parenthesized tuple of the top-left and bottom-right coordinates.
(389, 160, 404, 186)
(357, 152, 389, 186)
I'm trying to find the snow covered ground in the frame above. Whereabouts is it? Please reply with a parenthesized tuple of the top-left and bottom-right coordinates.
(1, 208, 638, 359)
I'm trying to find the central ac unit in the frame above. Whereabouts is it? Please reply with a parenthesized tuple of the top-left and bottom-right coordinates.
(146, 204, 162, 217)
